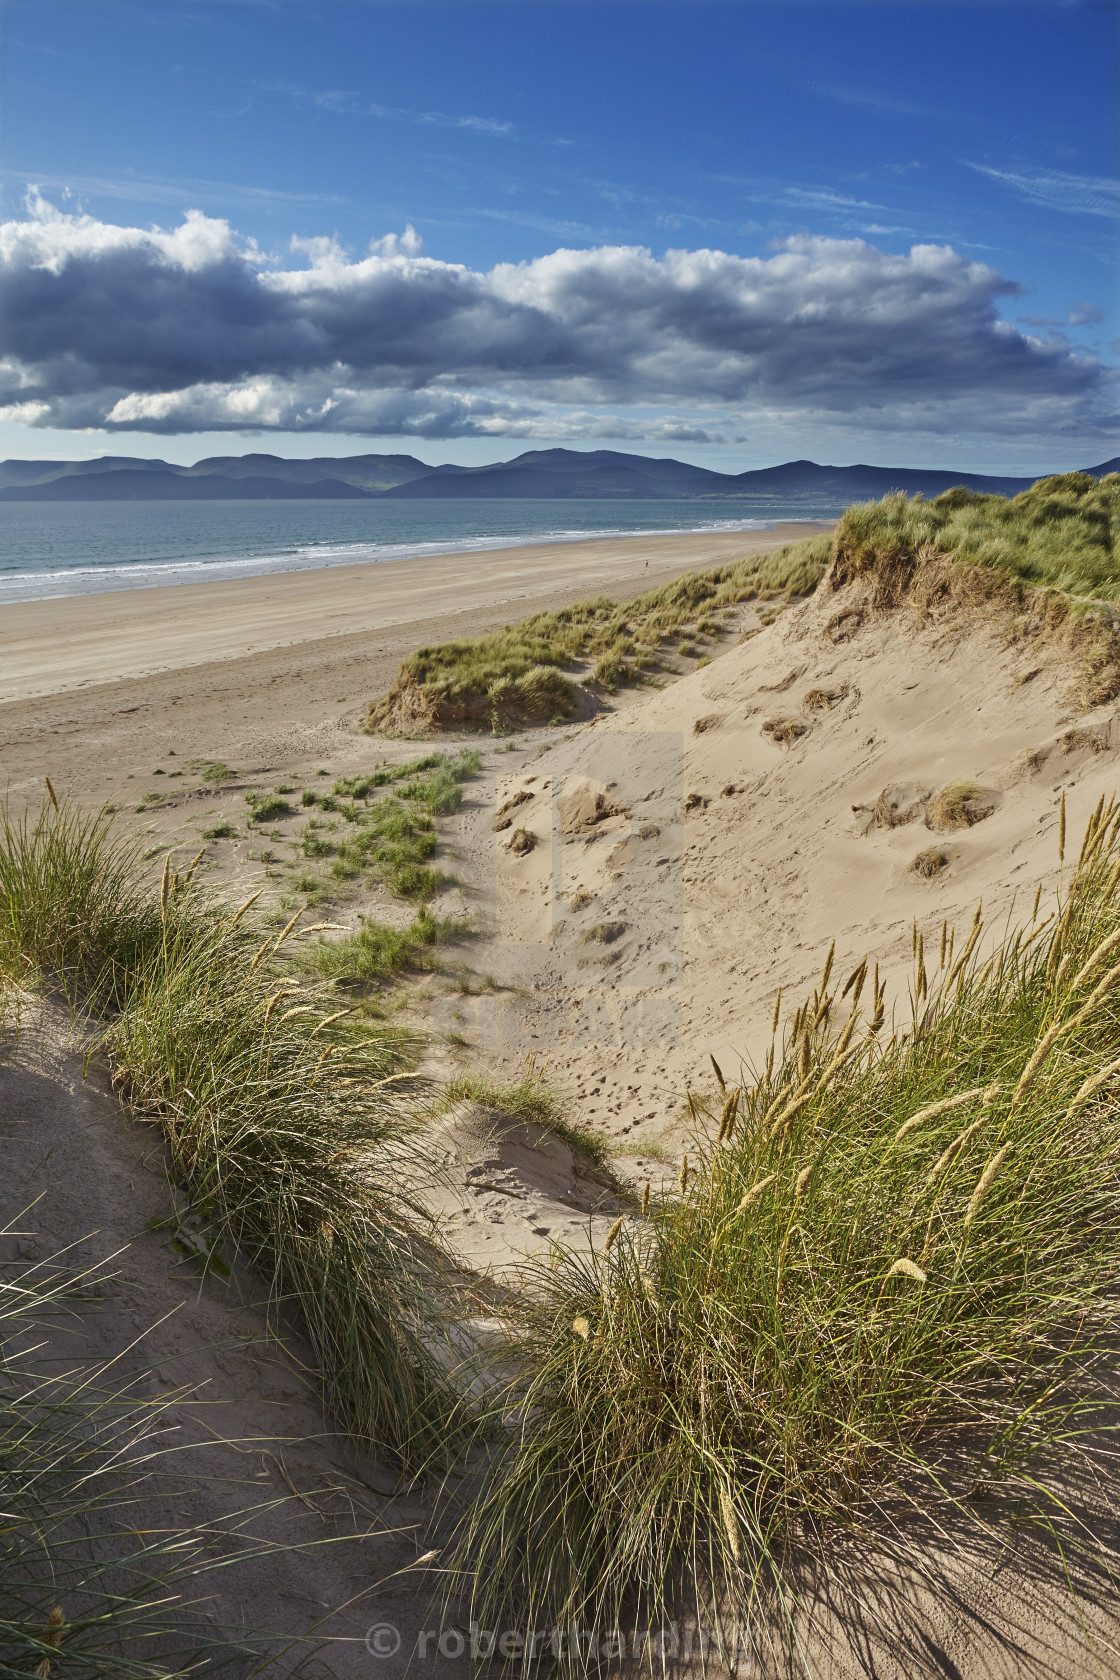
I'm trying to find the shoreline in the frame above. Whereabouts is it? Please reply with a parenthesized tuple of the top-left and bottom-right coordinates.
(0, 522, 832, 706)
(0, 509, 837, 606)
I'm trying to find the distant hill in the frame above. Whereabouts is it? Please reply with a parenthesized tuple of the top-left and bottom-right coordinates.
(180, 452, 430, 493)
(380, 449, 1068, 502)
(0, 451, 426, 496)
(0, 447, 1114, 503)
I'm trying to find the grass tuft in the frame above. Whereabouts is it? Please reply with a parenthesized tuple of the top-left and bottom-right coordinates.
(926, 781, 996, 831)
(912, 846, 949, 879)
(245, 792, 293, 824)
(294, 908, 469, 986)
(834, 472, 1120, 601)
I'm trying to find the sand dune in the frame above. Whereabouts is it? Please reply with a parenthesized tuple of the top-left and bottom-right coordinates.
(5, 527, 1120, 1674)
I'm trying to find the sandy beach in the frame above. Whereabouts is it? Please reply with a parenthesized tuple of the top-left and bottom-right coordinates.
(0, 525, 830, 706)
(0, 523, 830, 824)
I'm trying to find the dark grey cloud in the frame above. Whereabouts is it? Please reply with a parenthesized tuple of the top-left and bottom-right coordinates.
(0, 196, 1114, 443)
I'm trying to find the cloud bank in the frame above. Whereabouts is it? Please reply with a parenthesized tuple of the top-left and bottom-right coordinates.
(0, 195, 1113, 444)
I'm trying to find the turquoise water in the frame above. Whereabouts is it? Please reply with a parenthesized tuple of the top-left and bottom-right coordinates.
(0, 497, 841, 604)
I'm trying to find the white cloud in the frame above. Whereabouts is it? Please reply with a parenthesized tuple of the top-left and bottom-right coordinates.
(966, 165, 1120, 219)
(264, 80, 515, 136)
(0, 197, 1114, 444)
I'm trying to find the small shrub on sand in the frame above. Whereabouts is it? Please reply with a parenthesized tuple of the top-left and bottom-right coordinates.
(912, 845, 949, 878)
(582, 920, 626, 944)
(453, 805, 1120, 1662)
(927, 780, 996, 831)
(803, 685, 847, 712)
(245, 791, 293, 824)
(761, 716, 809, 747)
(201, 820, 238, 840)
(508, 827, 535, 856)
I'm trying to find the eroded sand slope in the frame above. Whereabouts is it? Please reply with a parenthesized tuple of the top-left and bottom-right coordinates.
(460, 556, 1120, 1162)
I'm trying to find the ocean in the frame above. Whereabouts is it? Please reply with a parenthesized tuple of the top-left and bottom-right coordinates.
(0, 497, 842, 605)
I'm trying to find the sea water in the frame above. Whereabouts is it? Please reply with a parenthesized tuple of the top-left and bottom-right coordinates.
(0, 497, 842, 605)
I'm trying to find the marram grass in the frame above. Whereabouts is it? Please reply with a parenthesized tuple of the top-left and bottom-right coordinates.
(105, 893, 463, 1468)
(453, 804, 1120, 1665)
(835, 470, 1120, 601)
(0, 797, 464, 1471)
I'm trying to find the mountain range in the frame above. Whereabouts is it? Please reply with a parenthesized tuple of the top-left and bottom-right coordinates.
(0, 448, 1115, 504)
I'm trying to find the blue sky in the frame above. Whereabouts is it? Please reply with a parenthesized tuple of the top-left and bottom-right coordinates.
(0, 0, 1115, 473)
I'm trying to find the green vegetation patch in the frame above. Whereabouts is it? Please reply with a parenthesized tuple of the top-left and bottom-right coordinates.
(299, 749, 482, 900)
(192, 759, 238, 782)
(366, 534, 833, 733)
(442, 1063, 611, 1172)
(295, 906, 469, 986)
(367, 476, 1119, 736)
(245, 791, 293, 824)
